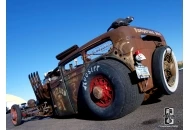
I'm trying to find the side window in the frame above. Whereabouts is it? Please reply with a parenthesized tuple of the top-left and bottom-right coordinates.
(86, 40, 113, 60)
(64, 55, 84, 72)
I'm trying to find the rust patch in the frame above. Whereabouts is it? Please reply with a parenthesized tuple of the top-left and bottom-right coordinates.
(67, 76, 78, 102)
(53, 87, 67, 111)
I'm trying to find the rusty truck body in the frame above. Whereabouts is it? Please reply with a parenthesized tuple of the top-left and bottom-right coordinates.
(10, 17, 179, 126)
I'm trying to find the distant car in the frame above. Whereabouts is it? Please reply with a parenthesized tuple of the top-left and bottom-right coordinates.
(10, 16, 179, 126)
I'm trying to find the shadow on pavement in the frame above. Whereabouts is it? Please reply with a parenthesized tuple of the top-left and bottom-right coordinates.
(21, 116, 52, 124)
(142, 98, 161, 105)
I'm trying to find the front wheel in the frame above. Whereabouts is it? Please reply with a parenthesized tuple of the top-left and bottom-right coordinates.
(80, 59, 144, 120)
(11, 104, 22, 126)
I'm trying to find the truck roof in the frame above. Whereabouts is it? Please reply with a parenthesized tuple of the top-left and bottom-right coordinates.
(57, 25, 164, 66)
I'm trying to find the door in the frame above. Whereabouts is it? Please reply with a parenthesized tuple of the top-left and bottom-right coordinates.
(49, 70, 75, 116)
(62, 55, 85, 113)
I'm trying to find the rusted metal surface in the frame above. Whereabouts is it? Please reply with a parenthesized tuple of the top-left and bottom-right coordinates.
(28, 73, 42, 100)
(143, 88, 159, 101)
(21, 102, 53, 118)
(33, 72, 44, 99)
(28, 72, 51, 102)
(26, 18, 169, 120)
(63, 65, 84, 113)
(49, 75, 75, 116)
(27, 99, 36, 108)
(58, 26, 166, 94)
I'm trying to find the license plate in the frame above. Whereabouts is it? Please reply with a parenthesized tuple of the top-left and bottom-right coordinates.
(135, 66, 150, 79)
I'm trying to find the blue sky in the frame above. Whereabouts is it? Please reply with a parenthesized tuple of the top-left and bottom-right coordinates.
(6, 0, 183, 101)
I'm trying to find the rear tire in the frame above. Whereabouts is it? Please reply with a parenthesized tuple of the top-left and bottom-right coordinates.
(80, 59, 144, 120)
(152, 46, 179, 95)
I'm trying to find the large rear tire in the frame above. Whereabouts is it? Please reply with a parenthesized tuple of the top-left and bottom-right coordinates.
(80, 59, 144, 120)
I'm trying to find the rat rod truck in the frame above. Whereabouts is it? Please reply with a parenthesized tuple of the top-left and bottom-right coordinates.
(10, 16, 179, 126)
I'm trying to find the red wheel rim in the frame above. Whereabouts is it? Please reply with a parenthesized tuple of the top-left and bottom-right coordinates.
(90, 75, 114, 107)
(11, 108, 17, 125)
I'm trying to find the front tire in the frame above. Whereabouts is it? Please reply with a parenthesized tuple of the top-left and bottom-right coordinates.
(80, 59, 144, 120)
(11, 104, 22, 126)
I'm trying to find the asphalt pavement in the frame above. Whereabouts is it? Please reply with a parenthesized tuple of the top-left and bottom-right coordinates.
(6, 70, 183, 130)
